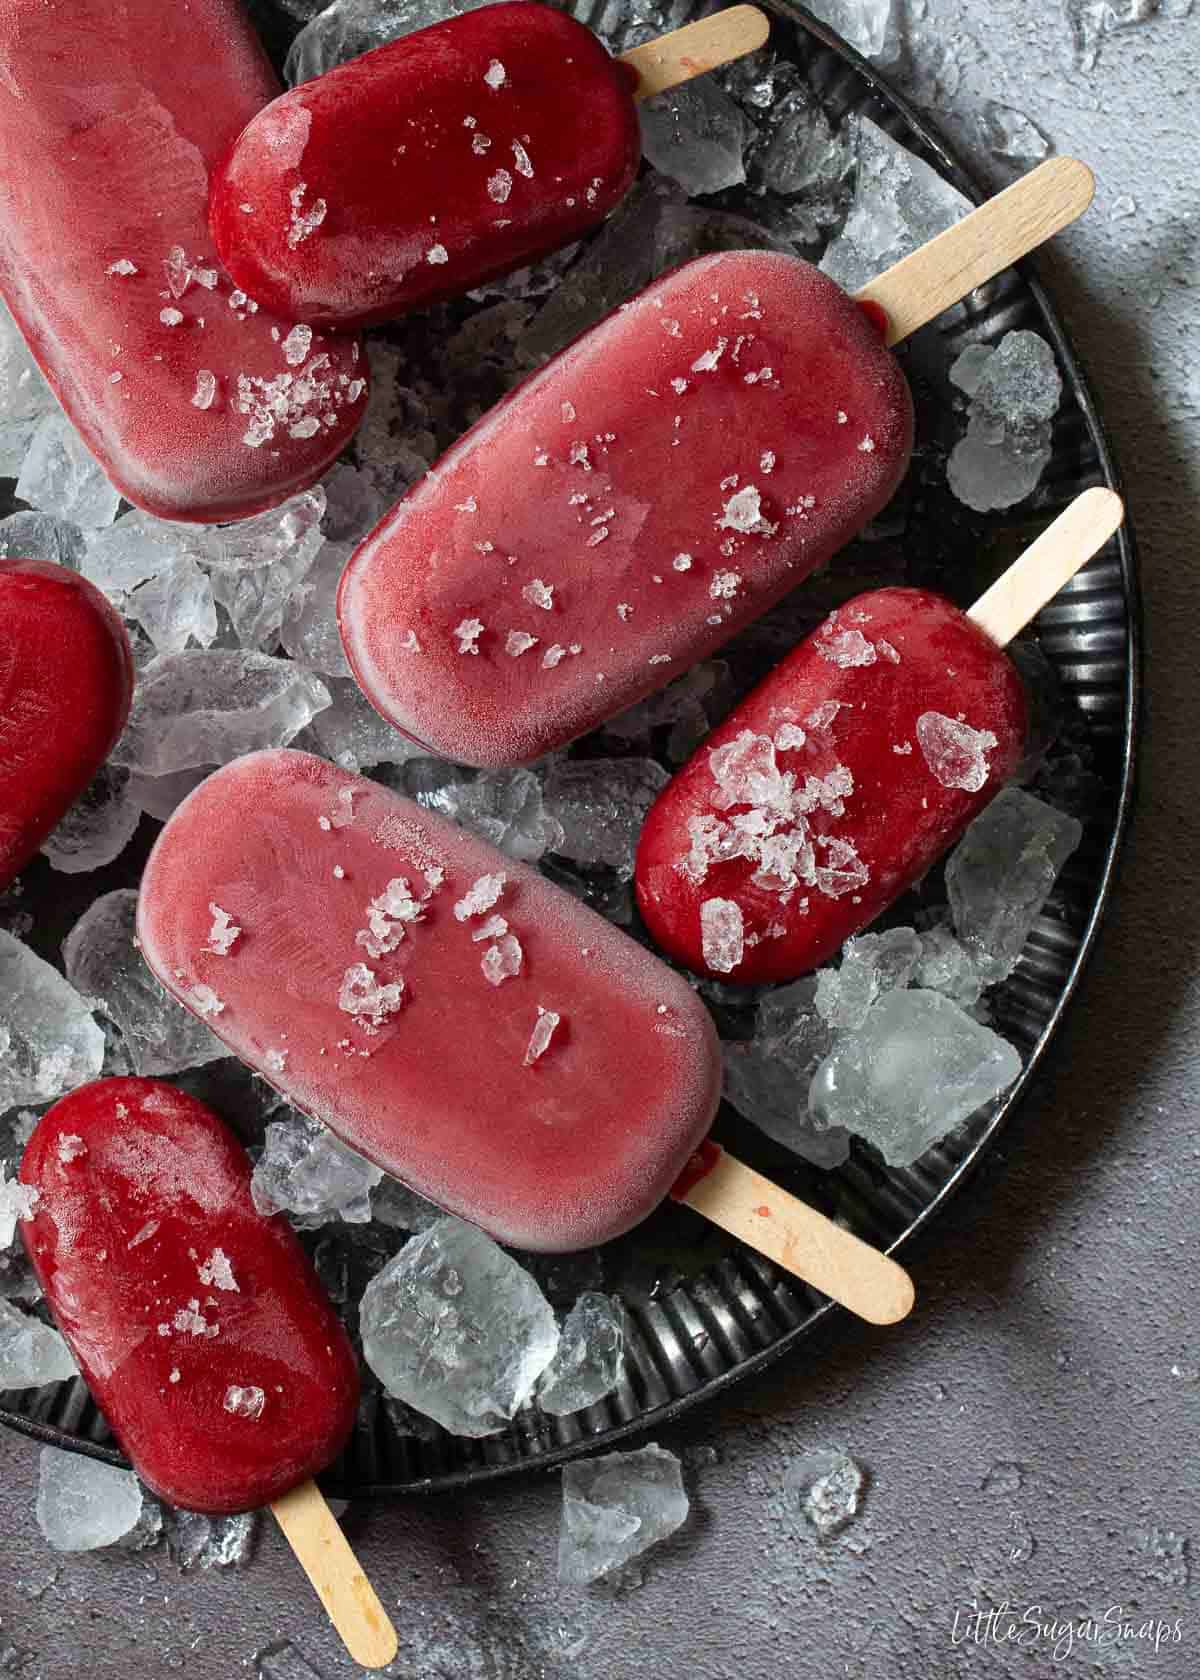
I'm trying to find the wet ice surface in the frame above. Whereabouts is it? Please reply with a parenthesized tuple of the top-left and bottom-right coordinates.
(164, 1508, 259, 1571)
(948, 330, 1064, 512)
(360, 1217, 560, 1435)
(35, 1448, 144, 1553)
(559, 1444, 689, 1584)
(537, 1292, 625, 1416)
(400, 760, 565, 862)
(0, 1298, 77, 1387)
(0, 510, 85, 569)
(286, 0, 494, 83)
(0, 931, 105, 1110)
(784, 1446, 866, 1538)
(251, 1112, 383, 1226)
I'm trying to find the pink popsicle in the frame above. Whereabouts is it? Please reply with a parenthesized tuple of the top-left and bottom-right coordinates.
(0, 0, 367, 521)
(136, 749, 721, 1253)
(336, 250, 913, 768)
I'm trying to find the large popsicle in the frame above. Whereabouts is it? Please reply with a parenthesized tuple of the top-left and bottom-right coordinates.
(136, 748, 913, 1324)
(19, 1078, 397, 1669)
(336, 158, 1095, 768)
(635, 489, 1125, 983)
(0, 0, 367, 521)
(0, 560, 133, 892)
(210, 4, 769, 328)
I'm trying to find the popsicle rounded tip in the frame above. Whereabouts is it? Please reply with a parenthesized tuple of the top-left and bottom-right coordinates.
(729, 3, 771, 52)
(1038, 154, 1096, 214)
(1075, 483, 1125, 536)
(856, 1255, 916, 1326)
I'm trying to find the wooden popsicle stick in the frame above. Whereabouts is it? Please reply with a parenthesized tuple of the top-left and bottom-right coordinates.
(677, 1148, 914, 1325)
(619, 5, 770, 101)
(855, 157, 1096, 347)
(968, 487, 1125, 647)
(271, 1480, 398, 1670)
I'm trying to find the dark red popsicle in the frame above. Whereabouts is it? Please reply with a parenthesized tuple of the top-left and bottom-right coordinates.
(337, 250, 914, 768)
(136, 749, 721, 1252)
(635, 587, 1029, 983)
(0, 0, 367, 521)
(210, 2, 642, 329)
(18, 1078, 358, 1515)
(0, 560, 133, 892)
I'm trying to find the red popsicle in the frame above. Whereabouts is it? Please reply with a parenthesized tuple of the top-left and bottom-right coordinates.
(210, 1, 642, 328)
(0, 0, 367, 521)
(0, 560, 134, 892)
(136, 748, 721, 1253)
(18, 1078, 359, 1514)
(635, 490, 1124, 983)
(338, 249, 913, 766)
(335, 159, 1094, 768)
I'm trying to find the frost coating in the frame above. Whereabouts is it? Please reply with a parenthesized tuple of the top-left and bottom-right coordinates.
(916, 712, 998, 793)
(338, 963, 405, 1029)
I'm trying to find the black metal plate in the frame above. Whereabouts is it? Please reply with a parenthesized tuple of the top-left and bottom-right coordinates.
(0, 0, 1140, 1495)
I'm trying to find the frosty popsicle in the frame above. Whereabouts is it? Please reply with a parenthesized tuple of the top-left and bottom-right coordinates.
(210, 4, 768, 328)
(337, 159, 1095, 768)
(19, 1078, 397, 1668)
(635, 489, 1124, 983)
(0, 0, 367, 521)
(136, 749, 913, 1323)
(0, 560, 133, 892)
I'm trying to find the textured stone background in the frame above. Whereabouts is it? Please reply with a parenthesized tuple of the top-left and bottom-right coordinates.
(2, 2, 1197, 1676)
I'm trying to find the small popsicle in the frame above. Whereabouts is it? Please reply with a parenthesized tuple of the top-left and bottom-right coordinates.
(0, 560, 133, 892)
(136, 749, 913, 1324)
(635, 489, 1125, 983)
(210, 4, 769, 329)
(19, 1078, 397, 1669)
(0, 0, 367, 521)
(336, 159, 1095, 768)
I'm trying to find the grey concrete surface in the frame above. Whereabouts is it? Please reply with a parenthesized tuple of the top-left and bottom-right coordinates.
(2, 3, 1197, 1677)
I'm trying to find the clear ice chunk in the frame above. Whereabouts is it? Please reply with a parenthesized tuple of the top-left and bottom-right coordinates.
(809, 989, 1022, 1166)
(0, 1298, 77, 1387)
(370, 1175, 442, 1232)
(251, 1112, 383, 1227)
(813, 927, 921, 1030)
(360, 1216, 560, 1436)
(110, 651, 330, 776)
(803, 0, 900, 63)
(124, 556, 218, 654)
(36, 1446, 144, 1552)
(0, 931, 105, 1110)
(83, 510, 181, 596)
(165, 1507, 259, 1570)
(0, 300, 58, 474)
(1065, 0, 1190, 70)
(558, 1443, 689, 1584)
(978, 101, 1052, 165)
(0, 1162, 39, 1250)
(0, 510, 86, 570)
(538, 1292, 624, 1415)
(914, 920, 984, 1008)
(542, 758, 669, 878)
(304, 677, 423, 773)
(784, 1446, 865, 1537)
(755, 85, 852, 216)
(820, 116, 972, 294)
(947, 331, 1063, 513)
(945, 787, 1083, 984)
(319, 461, 386, 545)
(721, 978, 849, 1168)
(604, 660, 734, 764)
(405, 761, 564, 863)
(280, 541, 355, 677)
(286, 0, 495, 84)
(16, 412, 121, 530)
(639, 78, 748, 197)
(62, 890, 227, 1076)
(41, 765, 142, 875)
(126, 764, 214, 823)
(350, 345, 438, 501)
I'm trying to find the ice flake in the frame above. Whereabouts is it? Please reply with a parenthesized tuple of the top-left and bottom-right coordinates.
(282, 324, 313, 367)
(616, 602, 633, 621)
(701, 898, 745, 973)
(398, 629, 421, 653)
(159, 308, 184, 327)
(484, 59, 507, 88)
(877, 638, 900, 663)
(916, 712, 998, 793)
(472, 132, 492, 154)
(356, 877, 425, 958)
(205, 904, 241, 956)
(338, 963, 406, 1030)
(775, 722, 807, 750)
(858, 435, 875, 452)
(524, 1006, 561, 1066)
(481, 933, 523, 985)
(673, 552, 694, 571)
(191, 369, 217, 410)
(223, 1384, 265, 1420)
(542, 643, 578, 669)
(815, 624, 877, 667)
(198, 1249, 238, 1292)
(57, 1134, 86, 1164)
(471, 914, 509, 943)
(107, 258, 138, 276)
(0, 1167, 40, 1246)
(427, 243, 449, 264)
(512, 140, 534, 177)
(453, 873, 506, 921)
(190, 984, 224, 1017)
(506, 629, 538, 657)
(691, 338, 728, 372)
(718, 484, 775, 535)
(760, 449, 776, 472)
(709, 570, 741, 599)
(454, 616, 484, 654)
(522, 578, 554, 610)
(287, 183, 327, 248)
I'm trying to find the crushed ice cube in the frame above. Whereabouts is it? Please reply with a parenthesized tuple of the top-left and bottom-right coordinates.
(721, 978, 848, 1168)
(453, 873, 506, 920)
(480, 933, 523, 985)
(947, 331, 1063, 513)
(914, 920, 984, 1007)
(0, 931, 105, 1110)
(559, 1444, 689, 1584)
(371, 1176, 442, 1231)
(62, 890, 226, 1076)
(165, 1507, 258, 1570)
(287, 0, 495, 84)
(0, 1163, 39, 1250)
(978, 101, 1051, 164)
(700, 898, 745, 973)
(16, 412, 120, 530)
(640, 78, 748, 197)
(124, 556, 218, 654)
(785, 1446, 865, 1537)
(523, 1005, 561, 1067)
(0, 510, 86, 570)
(945, 787, 1083, 983)
(305, 677, 423, 773)
(813, 927, 921, 1029)
(110, 652, 329, 777)
(251, 1112, 383, 1227)
(0, 1298, 77, 1387)
(407, 764, 563, 862)
(915, 712, 998, 793)
(41, 766, 142, 875)
(542, 758, 669, 878)
(820, 116, 972, 293)
(804, 0, 900, 62)
(359, 1216, 559, 1436)
(281, 541, 355, 677)
(538, 1293, 624, 1415)
(0, 300, 59, 474)
(809, 989, 1022, 1165)
(36, 1447, 144, 1552)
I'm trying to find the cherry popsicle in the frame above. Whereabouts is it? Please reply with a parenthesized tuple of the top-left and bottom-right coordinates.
(136, 749, 913, 1324)
(635, 489, 1125, 983)
(0, 560, 133, 892)
(19, 1078, 397, 1670)
(210, 4, 769, 329)
(336, 158, 1095, 768)
(0, 0, 367, 522)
